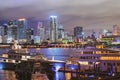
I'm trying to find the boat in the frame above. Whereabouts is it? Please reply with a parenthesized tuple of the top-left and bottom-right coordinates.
(0, 41, 32, 70)
(0, 40, 48, 70)
(65, 47, 120, 73)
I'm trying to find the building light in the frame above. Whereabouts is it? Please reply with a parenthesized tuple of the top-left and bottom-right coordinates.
(96, 51, 101, 54)
(100, 57, 120, 60)
(50, 16, 57, 18)
(78, 61, 88, 65)
(18, 18, 26, 21)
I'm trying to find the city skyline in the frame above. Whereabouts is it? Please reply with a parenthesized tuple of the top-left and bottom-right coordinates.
(0, 0, 120, 33)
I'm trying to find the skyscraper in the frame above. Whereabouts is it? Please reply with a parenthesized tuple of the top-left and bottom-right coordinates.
(0, 26, 4, 43)
(17, 18, 28, 43)
(7, 23, 17, 43)
(50, 16, 58, 42)
(74, 26, 83, 42)
(26, 28, 34, 44)
(58, 25, 64, 39)
(37, 22, 45, 43)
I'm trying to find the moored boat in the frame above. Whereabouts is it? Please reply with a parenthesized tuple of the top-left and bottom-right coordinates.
(65, 47, 120, 73)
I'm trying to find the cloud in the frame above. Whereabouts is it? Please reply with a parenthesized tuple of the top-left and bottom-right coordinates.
(0, 0, 120, 33)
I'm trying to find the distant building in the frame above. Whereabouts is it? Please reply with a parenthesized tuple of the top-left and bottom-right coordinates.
(64, 31, 69, 39)
(74, 26, 83, 42)
(27, 18, 50, 36)
(0, 26, 4, 43)
(113, 25, 120, 36)
(58, 25, 64, 39)
(67, 35, 74, 42)
(50, 16, 58, 42)
(34, 36, 40, 44)
(8, 20, 18, 25)
(26, 28, 34, 44)
(17, 18, 28, 43)
(37, 22, 45, 43)
(7, 21, 17, 43)
(2, 24, 8, 43)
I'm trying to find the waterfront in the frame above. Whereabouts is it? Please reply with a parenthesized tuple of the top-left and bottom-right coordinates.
(1, 47, 120, 80)
(0, 48, 76, 80)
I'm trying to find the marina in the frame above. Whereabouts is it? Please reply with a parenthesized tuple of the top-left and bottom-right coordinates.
(0, 44, 120, 80)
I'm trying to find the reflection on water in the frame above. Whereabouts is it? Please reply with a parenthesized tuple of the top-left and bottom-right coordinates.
(65, 73, 71, 80)
(54, 72, 72, 80)
(0, 70, 72, 80)
(0, 48, 77, 80)
(0, 70, 16, 80)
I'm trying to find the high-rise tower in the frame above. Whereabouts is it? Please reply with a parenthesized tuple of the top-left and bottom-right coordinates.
(37, 22, 45, 43)
(74, 26, 83, 42)
(50, 16, 58, 42)
(17, 18, 28, 43)
(7, 22, 17, 43)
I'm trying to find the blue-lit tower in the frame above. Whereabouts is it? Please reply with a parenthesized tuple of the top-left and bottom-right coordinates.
(50, 16, 58, 42)
(17, 18, 28, 43)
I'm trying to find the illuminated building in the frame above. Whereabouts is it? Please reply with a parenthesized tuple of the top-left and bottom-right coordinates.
(50, 16, 58, 42)
(0, 26, 4, 43)
(26, 28, 34, 44)
(74, 26, 83, 42)
(37, 22, 45, 43)
(69, 47, 120, 73)
(7, 21, 17, 43)
(100, 35, 120, 45)
(34, 36, 40, 44)
(58, 25, 64, 39)
(2, 24, 8, 43)
(113, 25, 120, 36)
(64, 31, 69, 39)
(8, 20, 17, 25)
(17, 18, 28, 43)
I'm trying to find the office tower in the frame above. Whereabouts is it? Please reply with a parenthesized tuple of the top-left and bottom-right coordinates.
(0, 26, 4, 43)
(50, 16, 58, 43)
(67, 35, 74, 42)
(2, 24, 8, 43)
(74, 26, 83, 41)
(58, 25, 64, 39)
(17, 18, 28, 43)
(8, 20, 18, 25)
(37, 22, 45, 43)
(6, 20, 17, 43)
(42, 20, 50, 41)
(26, 28, 34, 44)
(2, 24, 8, 36)
(64, 31, 69, 39)
(27, 18, 38, 36)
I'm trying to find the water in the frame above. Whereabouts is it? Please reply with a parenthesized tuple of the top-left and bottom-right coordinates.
(0, 48, 77, 80)
(0, 70, 16, 80)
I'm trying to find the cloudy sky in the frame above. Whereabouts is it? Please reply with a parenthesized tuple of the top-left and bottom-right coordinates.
(0, 0, 120, 34)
